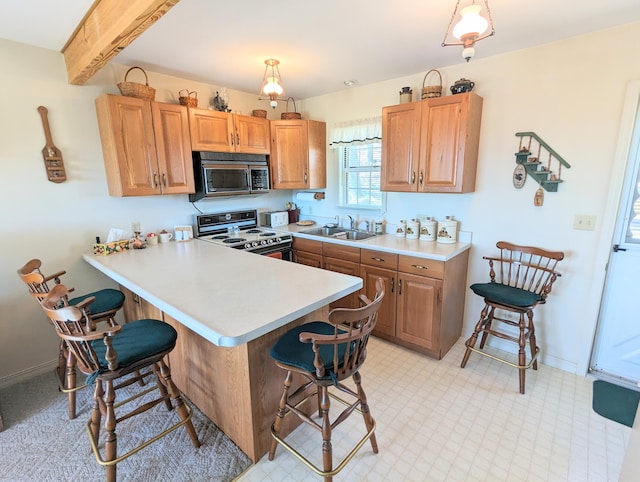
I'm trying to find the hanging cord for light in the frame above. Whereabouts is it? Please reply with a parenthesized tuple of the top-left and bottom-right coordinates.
(442, 0, 495, 62)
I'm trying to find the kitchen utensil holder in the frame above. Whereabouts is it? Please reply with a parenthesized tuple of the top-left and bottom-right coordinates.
(281, 97, 302, 120)
(117, 66, 156, 101)
(421, 69, 442, 99)
(179, 89, 198, 107)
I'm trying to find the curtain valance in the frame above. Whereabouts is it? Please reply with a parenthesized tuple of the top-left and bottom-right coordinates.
(329, 116, 382, 148)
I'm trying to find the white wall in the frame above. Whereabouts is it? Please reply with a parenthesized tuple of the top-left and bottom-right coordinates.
(2, 22, 639, 384)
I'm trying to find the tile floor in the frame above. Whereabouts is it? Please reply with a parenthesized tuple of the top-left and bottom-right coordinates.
(238, 337, 631, 482)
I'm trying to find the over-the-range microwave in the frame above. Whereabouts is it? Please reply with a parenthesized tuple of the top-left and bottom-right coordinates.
(189, 151, 270, 201)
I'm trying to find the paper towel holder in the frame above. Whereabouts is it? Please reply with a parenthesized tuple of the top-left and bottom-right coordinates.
(296, 191, 325, 201)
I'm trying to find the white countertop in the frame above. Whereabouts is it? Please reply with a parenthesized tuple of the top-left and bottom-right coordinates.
(273, 223, 471, 261)
(83, 241, 362, 347)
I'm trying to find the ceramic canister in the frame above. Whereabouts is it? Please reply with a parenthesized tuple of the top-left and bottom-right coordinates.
(406, 219, 419, 239)
(395, 220, 407, 237)
(437, 216, 458, 244)
(419, 217, 437, 241)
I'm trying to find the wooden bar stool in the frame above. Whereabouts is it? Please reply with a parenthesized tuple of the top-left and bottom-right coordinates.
(40, 284, 200, 482)
(460, 241, 564, 394)
(268, 279, 385, 481)
(17, 258, 126, 418)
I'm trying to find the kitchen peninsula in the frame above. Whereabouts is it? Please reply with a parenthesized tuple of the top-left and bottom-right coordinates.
(83, 240, 362, 462)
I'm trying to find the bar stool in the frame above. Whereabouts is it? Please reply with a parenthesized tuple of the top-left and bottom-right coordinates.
(17, 258, 126, 418)
(460, 241, 564, 394)
(40, 284, 200, 482)
(268, 279, 384, 481)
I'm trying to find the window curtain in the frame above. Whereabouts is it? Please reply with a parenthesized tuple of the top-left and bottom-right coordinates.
(329, 116, 382, 148)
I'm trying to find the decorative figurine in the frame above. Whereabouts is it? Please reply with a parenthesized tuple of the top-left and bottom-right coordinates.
(212, 90, 231, 112)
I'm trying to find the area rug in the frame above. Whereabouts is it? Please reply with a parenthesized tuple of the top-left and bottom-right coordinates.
(592, 379, 640, 428)
(0, 371, 252, 481)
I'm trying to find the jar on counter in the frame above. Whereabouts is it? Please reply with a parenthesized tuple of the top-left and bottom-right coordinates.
(406, 219, 419, 239)
(437, 216, 458, 244)
(374, 220, 384, 234)
(419, 217, 437, 241)
(395, 220, 407, 237)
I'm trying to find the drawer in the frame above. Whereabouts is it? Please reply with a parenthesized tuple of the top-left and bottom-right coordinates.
(292, 237, 322, 254)
(323, 242, 360, 263)
(360, 249, 399, 270)
(398, 255, 444, 279)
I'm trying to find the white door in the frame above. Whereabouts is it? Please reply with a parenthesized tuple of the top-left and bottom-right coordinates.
(590, 86, 640, 388)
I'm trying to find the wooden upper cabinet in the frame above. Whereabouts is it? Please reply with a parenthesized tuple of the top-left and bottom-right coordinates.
(381, 92, 483, 193)
(381, 102, 421, 192)
(95, 94, 194, 196)
(270, 119, 326, 190)
(188, 108, 270, 154)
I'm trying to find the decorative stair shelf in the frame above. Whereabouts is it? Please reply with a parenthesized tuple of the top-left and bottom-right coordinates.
(515, 131, 571, 192)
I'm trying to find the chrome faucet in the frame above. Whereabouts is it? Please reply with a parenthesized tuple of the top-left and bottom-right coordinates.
(346, 215, 354, 229)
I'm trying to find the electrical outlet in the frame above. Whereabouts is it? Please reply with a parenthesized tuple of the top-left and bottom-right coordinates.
(131, 221, 141, 233)
(573, 214, 596, 231)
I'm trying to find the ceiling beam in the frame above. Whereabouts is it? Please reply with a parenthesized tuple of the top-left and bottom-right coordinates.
(62, 0, 181, 85)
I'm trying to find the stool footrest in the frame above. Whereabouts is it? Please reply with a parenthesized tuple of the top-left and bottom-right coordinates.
(464, 340, 540, 370)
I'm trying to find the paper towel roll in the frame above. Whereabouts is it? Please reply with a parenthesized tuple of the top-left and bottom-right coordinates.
(296, 192, 318, 202)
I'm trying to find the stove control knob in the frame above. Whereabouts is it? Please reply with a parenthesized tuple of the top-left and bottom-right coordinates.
(268, 238, 274, 244)
(244, 243, 251, 249)
(252, 241, 259, 248)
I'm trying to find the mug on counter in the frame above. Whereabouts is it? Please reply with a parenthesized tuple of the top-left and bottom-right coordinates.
(146, 233, 158, 245)
(159, 232, 173, 243)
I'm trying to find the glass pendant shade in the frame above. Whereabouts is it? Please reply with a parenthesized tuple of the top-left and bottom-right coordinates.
(452, 5, 488, 39)
(441, 0, 495, 62)
(258, 59, 285, 107)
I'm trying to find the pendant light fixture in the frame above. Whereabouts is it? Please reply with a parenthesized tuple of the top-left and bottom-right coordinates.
(258, 59, 285, 108)
(442, 0, 495, 62)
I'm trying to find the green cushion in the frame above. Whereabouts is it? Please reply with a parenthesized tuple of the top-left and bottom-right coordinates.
(69, 288, 125, 316)
(470, 282, 542, 308)
(270, 321, 349, 380)
(90, 319, 177, 378)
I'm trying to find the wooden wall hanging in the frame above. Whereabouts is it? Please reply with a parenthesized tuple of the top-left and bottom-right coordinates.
(37, 106, 67, 183)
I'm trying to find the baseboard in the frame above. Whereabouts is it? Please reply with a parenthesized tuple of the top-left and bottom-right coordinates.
(482, 338, 578, 374)
(0, 360, 58, 390)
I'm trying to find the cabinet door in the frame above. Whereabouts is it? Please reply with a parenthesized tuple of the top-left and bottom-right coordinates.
(270, 121, 309, 189)
(234, 115, 270, 154)
(396, 273, 442, 351)
(324, 257, 361, 309)
(381, 102, 421, 192)
(119, 285, 164, 322)
(419, 93, 482, 193)
(361, 264, 397, 337)
(188, 108, 234, 152)
(293, 250, 322, 268)
(152, 102, 195, 194)
(95, 94, 159, 196)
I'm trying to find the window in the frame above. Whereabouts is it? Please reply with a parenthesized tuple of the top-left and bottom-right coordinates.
(330, 117, 384, 211)
(339, 143, 383, 209)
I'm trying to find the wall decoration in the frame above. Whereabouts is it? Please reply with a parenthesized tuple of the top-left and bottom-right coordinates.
(513, 163, 526, 189)
(37, 106, 67, 183)
(514, 131, 570, 193)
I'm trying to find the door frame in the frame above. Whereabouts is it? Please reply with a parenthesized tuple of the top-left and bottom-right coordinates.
(581, 81, 640, 376)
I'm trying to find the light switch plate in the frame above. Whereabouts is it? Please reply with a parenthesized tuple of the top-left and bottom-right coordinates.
(574, 215, 596, 231)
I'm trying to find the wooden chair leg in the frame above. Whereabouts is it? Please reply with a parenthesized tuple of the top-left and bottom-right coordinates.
(104, 380, 117, 482)
(90, 382, 103, 447)
(65, 350, 77, 420)
(479, 306, 495, 349)
(158, 359, 201, 448)
(153, 364, 173, 411)
(461, 303, 490, 368)
(527, 310, 538, 370)
(353, 372, 378, 453)
(518, 314, 527, 395)
(319, 386, 332, 482)
(269, 370, 293, 460)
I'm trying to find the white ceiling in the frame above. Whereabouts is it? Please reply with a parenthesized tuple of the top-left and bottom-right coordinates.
(3, 0, 640, 100)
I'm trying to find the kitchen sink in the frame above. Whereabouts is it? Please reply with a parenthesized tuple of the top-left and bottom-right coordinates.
(300, 226, 378, 241)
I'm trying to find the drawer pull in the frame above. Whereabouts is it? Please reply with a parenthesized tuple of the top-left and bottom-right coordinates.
(391, 277, 395, 293)
(412, 264, 428, 270)
(398, 279, 403, 295)
(371, 257, 385, 262)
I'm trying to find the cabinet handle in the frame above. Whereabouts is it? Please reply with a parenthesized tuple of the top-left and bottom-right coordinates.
(304, 172, 308, 182)
(153, 172, 159, 188)
(419, 171, 424, 186)
(236, 133, 240, 146)
(411, 171, 416, 184)
(230, 133, 235, 146)
(371, 257, 386, 262)
(133, 294, 140, 305)
(391, 277, 395, 293)
(398, 278, 403, 295)
(412, 264, 428, 270)
(162, 173, 167, 188)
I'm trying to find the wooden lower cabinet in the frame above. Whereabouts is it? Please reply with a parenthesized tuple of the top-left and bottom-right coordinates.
(323, 243, 361, 309)
(292, 237, 322, 267)
(360, 249, 469, 359)
(120, 285, 163, 321)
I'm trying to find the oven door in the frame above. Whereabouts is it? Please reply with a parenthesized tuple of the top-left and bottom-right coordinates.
(203, 164, 250, 196)
(246, 244, 292, 261)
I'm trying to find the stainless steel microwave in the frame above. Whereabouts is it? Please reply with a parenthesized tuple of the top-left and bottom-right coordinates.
(189, 152, 270, 201)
